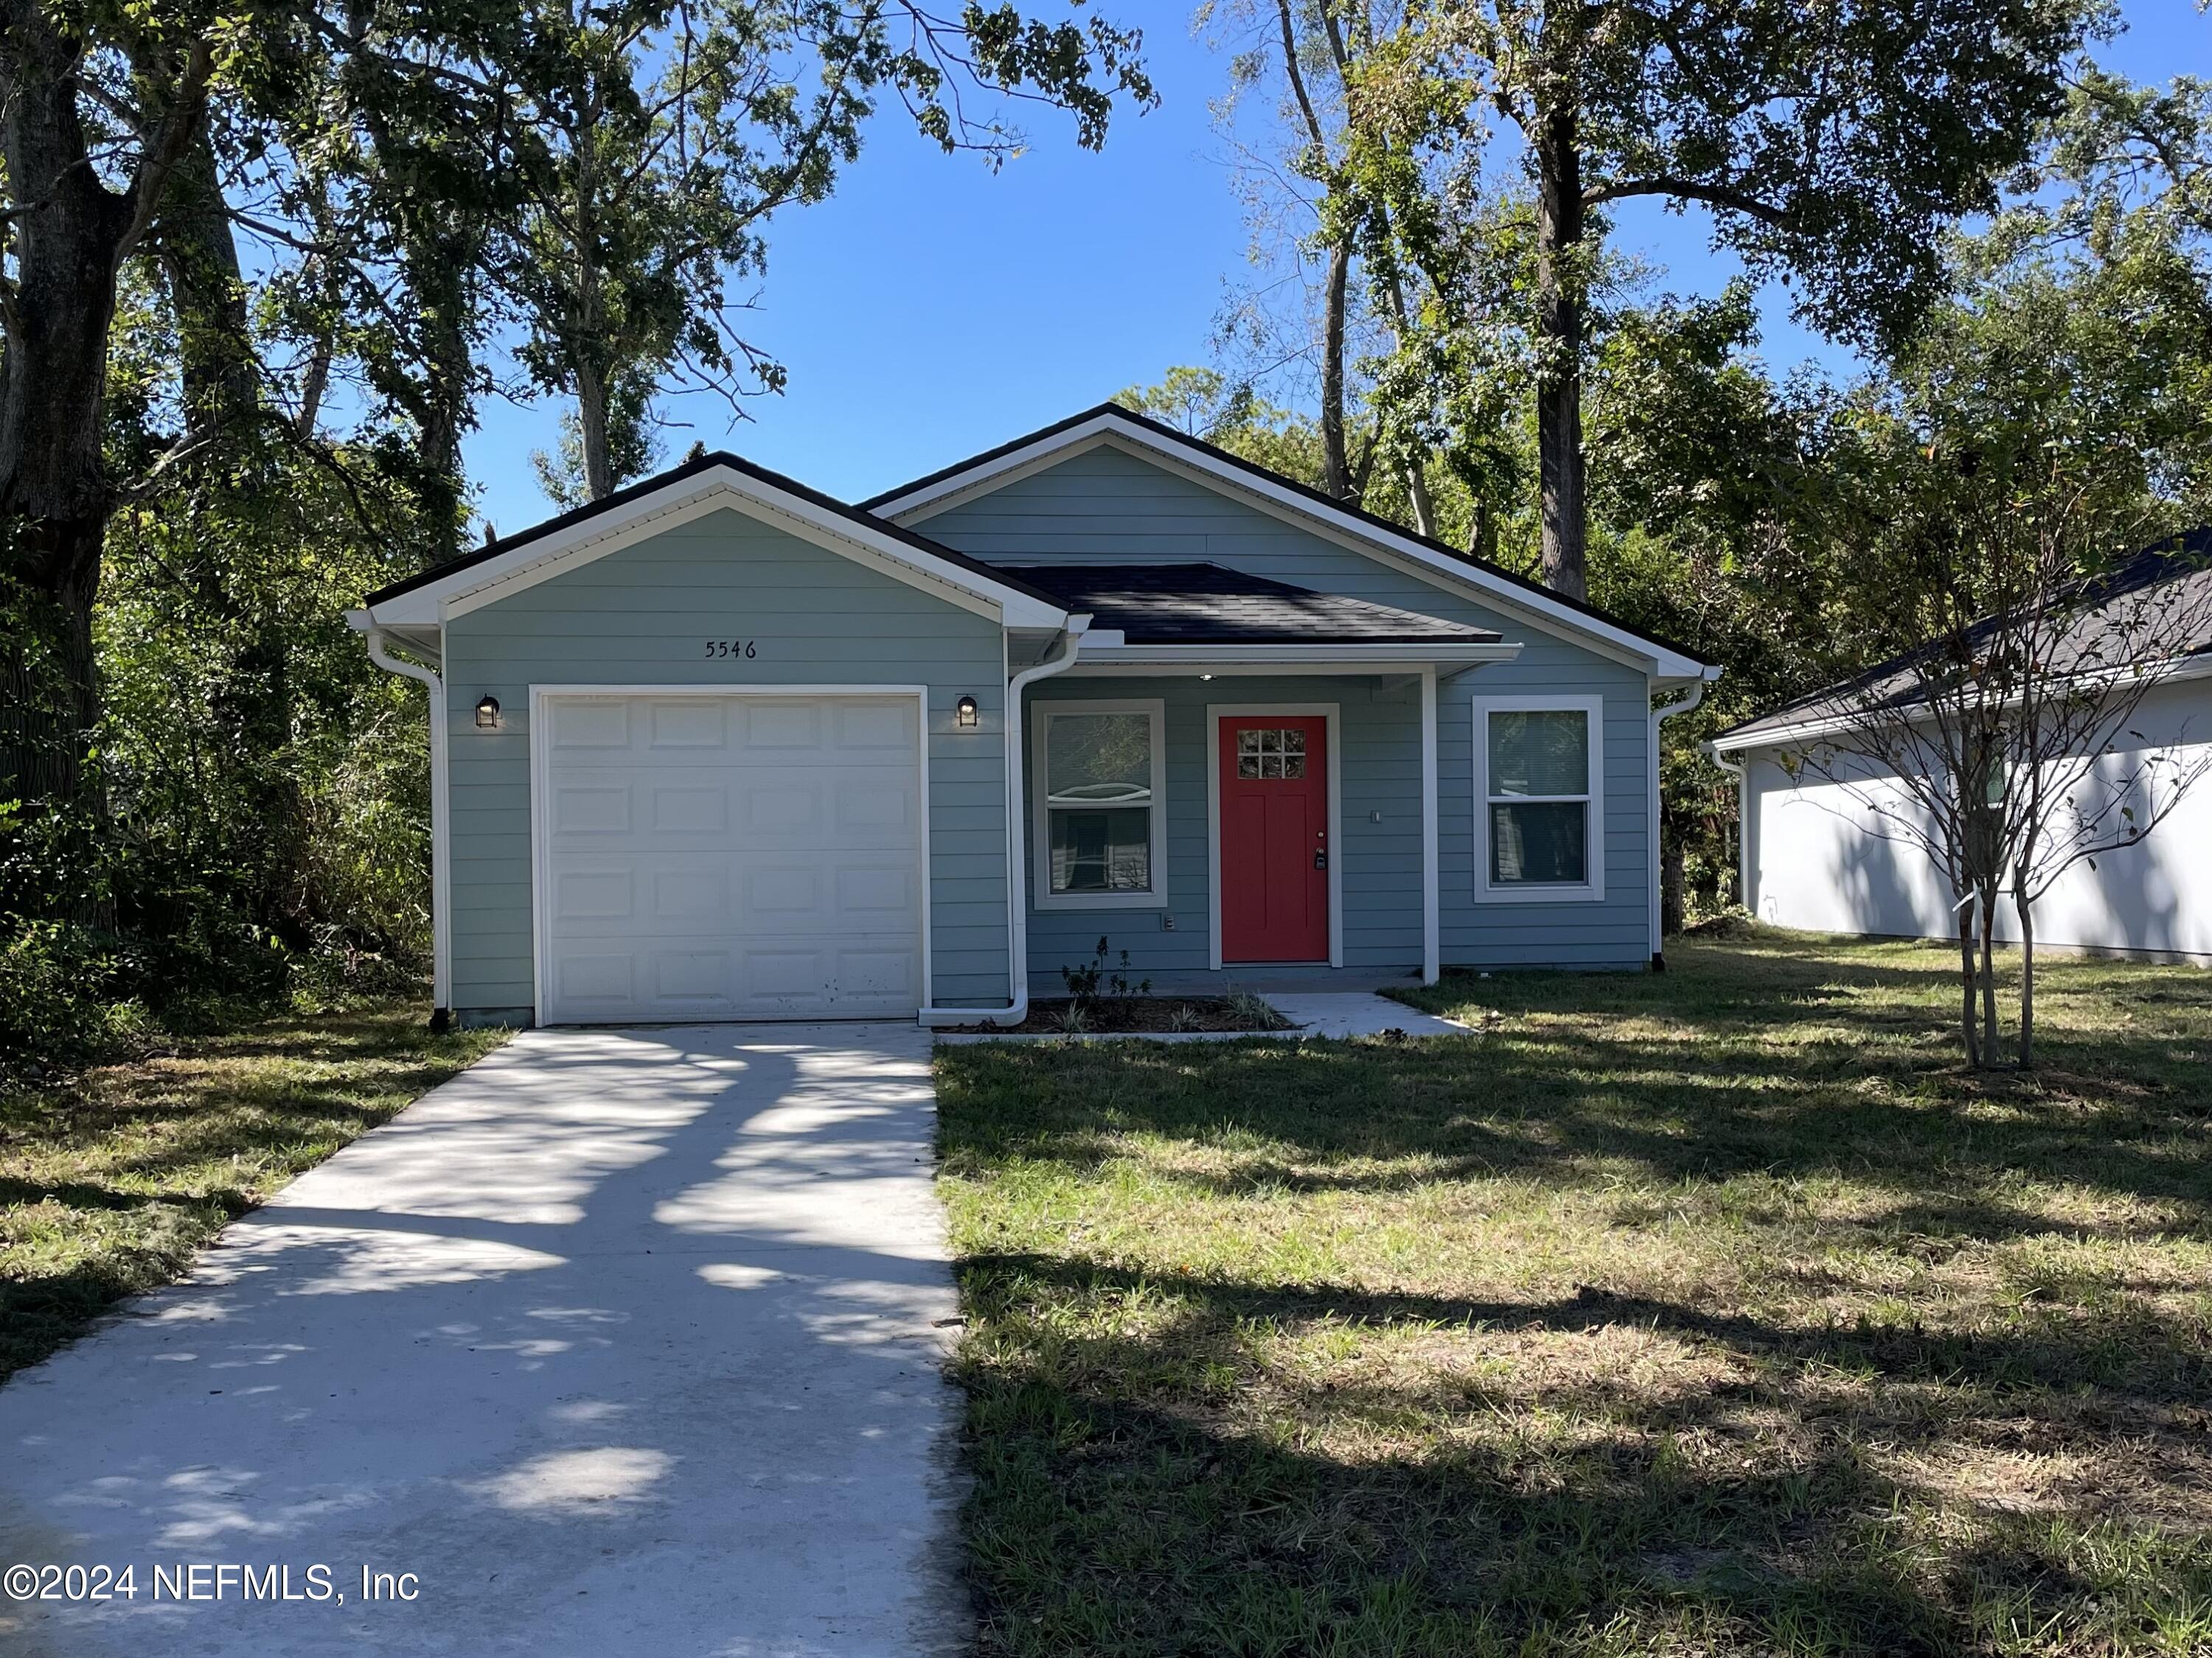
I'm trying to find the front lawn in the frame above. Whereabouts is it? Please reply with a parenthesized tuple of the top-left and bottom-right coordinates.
(935, 933, 2212, 1656)
(0, 1006, 506, 1382)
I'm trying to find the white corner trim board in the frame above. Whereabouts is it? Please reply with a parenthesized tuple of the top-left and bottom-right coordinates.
(1422, 667, 1440, 984)
(922, 618, 1091, 1028)
(1203, 702, 1344, 972)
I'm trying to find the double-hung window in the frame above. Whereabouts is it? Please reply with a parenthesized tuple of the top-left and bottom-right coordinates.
(1474, 695, 1605, 899)
(1033, 700, 1168, 907)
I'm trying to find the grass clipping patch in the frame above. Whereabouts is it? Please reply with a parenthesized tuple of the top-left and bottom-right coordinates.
(936, 935, 2212, 1657)
(0, 1006, 505, 1380)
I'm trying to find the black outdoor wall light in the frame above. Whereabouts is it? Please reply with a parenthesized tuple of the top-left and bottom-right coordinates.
(956, 694, 979, 729)
(476, 694, 501, 729)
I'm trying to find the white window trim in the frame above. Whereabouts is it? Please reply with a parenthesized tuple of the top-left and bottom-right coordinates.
(1472, 692, 1607, 903)
(1205, 703, 1343, 969)
(1030, 697, 1169, 910)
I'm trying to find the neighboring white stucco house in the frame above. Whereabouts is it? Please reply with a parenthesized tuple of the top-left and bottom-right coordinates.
(1712, 537, 2212, 964)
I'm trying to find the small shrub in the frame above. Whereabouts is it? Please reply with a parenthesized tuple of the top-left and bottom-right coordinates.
(1050, 1002, 1091, 1034)
(1061, 936, 1151, 1006)
(1167, 1003, 1203, 1032)
(1224, 987, 1290, 1031)
(0, 919, 145, 1076)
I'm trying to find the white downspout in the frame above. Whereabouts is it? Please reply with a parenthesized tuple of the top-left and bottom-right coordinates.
(1649, 678, 1711, 969)
(922, 616, 1091, 1028)
(1704, 740, 1750, 917)
(356, 619, 453, 1031)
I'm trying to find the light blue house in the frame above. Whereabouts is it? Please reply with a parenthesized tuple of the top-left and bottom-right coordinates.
(348, 405, 1719, 1028)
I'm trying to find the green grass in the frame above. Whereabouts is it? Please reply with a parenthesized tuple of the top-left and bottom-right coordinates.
(0, 1004, 506, 1381)
(935, 932, 2212, 1657)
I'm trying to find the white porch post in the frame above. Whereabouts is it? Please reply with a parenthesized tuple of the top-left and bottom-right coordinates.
(1421, 666, 1439, 985)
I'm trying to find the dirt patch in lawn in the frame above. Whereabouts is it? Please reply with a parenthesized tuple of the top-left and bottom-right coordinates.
(945, 995, 1293, 1036)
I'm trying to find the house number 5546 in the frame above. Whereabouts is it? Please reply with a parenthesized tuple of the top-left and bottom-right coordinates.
(703, 640, 757, 658)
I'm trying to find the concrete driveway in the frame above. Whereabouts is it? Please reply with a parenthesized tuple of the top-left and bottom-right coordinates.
(0, 1023, 966, 1657)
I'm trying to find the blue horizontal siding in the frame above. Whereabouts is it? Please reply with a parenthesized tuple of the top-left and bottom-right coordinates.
(919, 444, 1657, 974)
(442, 506, 1012, 1014)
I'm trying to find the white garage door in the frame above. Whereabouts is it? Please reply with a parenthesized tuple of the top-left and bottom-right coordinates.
(538, 693, 925, 1023)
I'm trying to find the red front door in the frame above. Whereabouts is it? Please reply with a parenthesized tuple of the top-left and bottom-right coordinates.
(1219, 716, 1329, 962)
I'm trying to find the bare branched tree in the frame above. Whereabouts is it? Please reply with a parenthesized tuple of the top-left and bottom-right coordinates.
(1776, 470, 2211, 1067)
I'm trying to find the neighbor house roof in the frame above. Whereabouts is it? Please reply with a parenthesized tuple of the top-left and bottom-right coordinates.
(995, 562, 1504, 646)
(862, 402, 1718, 680)
(1714, 529, 2212, 752)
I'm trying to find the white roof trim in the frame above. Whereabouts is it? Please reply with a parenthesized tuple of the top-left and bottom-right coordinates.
(869, 410, 1714, 680)
(358, 463, 1071, 630)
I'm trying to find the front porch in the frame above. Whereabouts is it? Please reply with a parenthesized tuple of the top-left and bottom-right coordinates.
(1020, 670, 1450, 997)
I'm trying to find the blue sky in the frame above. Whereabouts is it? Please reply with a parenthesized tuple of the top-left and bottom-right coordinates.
(462, 0, 2208, 537)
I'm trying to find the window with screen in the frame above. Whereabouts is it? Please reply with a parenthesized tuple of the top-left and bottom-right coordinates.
(1481, 703, 1601, 894)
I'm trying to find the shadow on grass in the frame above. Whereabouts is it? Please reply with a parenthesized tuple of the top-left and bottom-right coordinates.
(943, 940, 2212, 1225)
(0, 1003, 496, 1381)
(953, 1247, 2212, 1657)
(941, 936, 2212, 1654)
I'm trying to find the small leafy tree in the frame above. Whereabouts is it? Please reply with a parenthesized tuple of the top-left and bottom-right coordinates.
(1794, 463, 2210, 1067)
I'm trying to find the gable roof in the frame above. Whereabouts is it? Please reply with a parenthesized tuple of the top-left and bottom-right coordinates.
(1714, 529, 2212, 752)
(862, 403, 1717, 680)
(357, 447, 1072, 628)
(997, 562, 1501, 645)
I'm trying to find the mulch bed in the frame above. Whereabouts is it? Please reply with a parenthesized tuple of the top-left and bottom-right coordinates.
(943, 996, 1288, 1036)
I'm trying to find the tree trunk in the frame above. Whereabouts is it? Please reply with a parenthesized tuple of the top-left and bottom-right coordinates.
(1661, 839, 1685, 936)
(575, 360, 613, 501)
(1955, 896, 1981, 1068)
(1978, 884, 2000, 1064)
(1319, 240, 1352, 499)
(2015, 884, 2036, 1070)
(0, 0, 139, 832)
(1404, 464, 1438, 540)
(1532, 93, 1587, 602)
(155, 133, 257, 445)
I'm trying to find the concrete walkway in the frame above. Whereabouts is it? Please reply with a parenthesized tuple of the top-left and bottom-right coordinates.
(0, 1023, 965, 1657)
(1267, 992, 1472, 1039)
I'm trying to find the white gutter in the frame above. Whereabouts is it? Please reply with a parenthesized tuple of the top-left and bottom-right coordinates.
(349, 613, 452, 1030)
(1649, 676, 1715, 966)
(1703, 741, 1750, 916)
(921, 616, 1092, 1028)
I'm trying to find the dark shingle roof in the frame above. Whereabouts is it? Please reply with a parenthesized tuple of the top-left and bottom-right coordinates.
(992, 562, 1502, 645)
(860, 401, 1715, 667)
(1718, 530, 2212, 748)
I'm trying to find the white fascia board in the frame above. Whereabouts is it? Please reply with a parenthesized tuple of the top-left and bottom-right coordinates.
(358, 467, 1069, 632)
(873, 411, 1712, 680)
